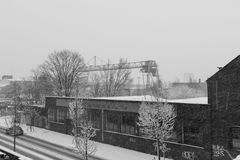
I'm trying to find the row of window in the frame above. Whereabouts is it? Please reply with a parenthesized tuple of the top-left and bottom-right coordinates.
(48, 108, 65, 123)
(105, 111, 137, 135)
(87, 110, 101, 129)
(48, 108, 138, 135)
(81, 110, 137, 135)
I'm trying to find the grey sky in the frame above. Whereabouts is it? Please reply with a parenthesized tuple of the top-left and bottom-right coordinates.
(0, 0, 240, 82)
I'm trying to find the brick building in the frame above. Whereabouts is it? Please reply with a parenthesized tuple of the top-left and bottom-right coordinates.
(207, 55, 240, 155)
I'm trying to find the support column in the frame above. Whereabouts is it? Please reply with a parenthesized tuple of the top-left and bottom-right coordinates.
(101, 109, 104, 142)
(182, 121, 185, 143)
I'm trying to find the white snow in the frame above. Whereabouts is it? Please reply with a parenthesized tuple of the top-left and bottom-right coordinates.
(95, 95, 165, 102)
(234, 155, 240, 160)
(168, 97, 208, 104)
(0, 116, 172, 160)
(95, 95, 208, 105)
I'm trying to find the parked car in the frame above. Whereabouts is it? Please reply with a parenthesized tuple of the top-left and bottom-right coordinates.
(5, 126, 23, 136)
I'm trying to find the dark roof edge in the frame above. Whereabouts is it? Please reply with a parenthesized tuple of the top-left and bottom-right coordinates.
(45, 96, 209, 106)
(207, 55, 240, 82)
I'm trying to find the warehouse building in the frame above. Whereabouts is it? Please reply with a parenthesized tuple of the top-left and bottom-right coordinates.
(45, 95, 210, 159)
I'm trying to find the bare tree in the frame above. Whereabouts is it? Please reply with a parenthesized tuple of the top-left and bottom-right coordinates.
(22, 106, 40, 132)
(87, 72, 103, 97)
(14, 79, 47, 131)
(37, 50, 86, 97)
(31, 70, 54, 104)
(138, 101, 176, 160)
(89, 59, 132, 97)
(69, 99, 97, 160)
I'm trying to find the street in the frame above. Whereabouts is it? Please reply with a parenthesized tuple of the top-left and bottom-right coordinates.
(0, 129, 101, 160)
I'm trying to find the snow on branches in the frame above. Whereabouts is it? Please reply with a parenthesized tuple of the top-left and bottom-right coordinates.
(138, 102, 176, 160)
(138, 102, 176, 141)
(69, 99, 97, 160)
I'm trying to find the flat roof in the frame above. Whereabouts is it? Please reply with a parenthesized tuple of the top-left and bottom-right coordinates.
(94, 95, 165, 102)
(94, 95, 208, 105)
(47, 95, 208, 105)
(169, 97, 208, 104)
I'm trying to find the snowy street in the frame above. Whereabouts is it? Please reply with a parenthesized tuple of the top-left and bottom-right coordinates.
(0, 116, 170, 160)
(0, 128, 99, 160)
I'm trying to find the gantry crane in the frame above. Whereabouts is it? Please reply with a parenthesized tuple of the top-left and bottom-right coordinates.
(82, 59, 161, 92)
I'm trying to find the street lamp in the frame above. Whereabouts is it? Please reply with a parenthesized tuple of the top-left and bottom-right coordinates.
(13, 96, 20, 152)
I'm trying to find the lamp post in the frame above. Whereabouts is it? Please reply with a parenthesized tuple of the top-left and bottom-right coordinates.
(13, 98, 16, 152)
(13, 80, 20, 152)
(75, 78, 79, 135)
(13, 96, 21, 152)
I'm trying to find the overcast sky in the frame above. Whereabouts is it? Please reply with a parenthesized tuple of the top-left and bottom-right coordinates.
(0, 0, 240, 82)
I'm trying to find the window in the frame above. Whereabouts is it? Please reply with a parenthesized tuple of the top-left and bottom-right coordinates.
(183, 121, 203, 146)
(106, 111, 119, 132)
(88, 109, 101, 129)
(121, 113, 136, 135)
(231, 127, 240, 149)
(48, 108, 55, 122)
(57, 109, 65, 123)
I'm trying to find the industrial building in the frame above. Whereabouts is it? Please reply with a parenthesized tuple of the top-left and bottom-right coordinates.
(45, 95, 210, 159)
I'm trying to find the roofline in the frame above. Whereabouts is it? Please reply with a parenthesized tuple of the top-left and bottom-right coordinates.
(207, 55, 240, 82)
(45, 96, 209, 106)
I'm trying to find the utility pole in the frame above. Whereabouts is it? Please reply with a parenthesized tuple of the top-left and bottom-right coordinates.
(13, 81, 18, 152)
(13, 98, 16, 152)
(75, 78, 79, 135)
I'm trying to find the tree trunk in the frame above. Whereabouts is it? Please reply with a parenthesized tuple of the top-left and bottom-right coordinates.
(85, 138, 88, 160)
(157, 139, 160, 160)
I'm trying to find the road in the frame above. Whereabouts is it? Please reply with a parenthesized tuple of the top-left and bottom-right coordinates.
(0, 129, 101, 160)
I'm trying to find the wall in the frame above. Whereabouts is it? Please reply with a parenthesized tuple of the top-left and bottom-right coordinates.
(207, 56, 240, 155)
(96, 130, 211, 160)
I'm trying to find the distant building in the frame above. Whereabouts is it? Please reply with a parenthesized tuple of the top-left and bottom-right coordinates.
(171, 82, 207, 93)
(2, 75, 13, 80)
(167, 82, 207, 99)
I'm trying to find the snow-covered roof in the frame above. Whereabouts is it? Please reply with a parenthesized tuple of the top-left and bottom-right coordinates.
(168, 97, 208, 104)
(95, 95, 166, 102)
(95, 95, 208, 105)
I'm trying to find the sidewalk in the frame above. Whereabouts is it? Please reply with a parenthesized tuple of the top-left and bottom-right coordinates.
(0, 116, 171, 160)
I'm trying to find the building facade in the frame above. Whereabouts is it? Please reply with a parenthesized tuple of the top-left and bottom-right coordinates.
(45, 96, 210, 159)
(207, 55, 240, 157)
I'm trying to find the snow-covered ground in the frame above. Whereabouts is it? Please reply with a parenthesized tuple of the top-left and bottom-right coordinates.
(234, 155, 240, 160)
(0, 116, 172, 160)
